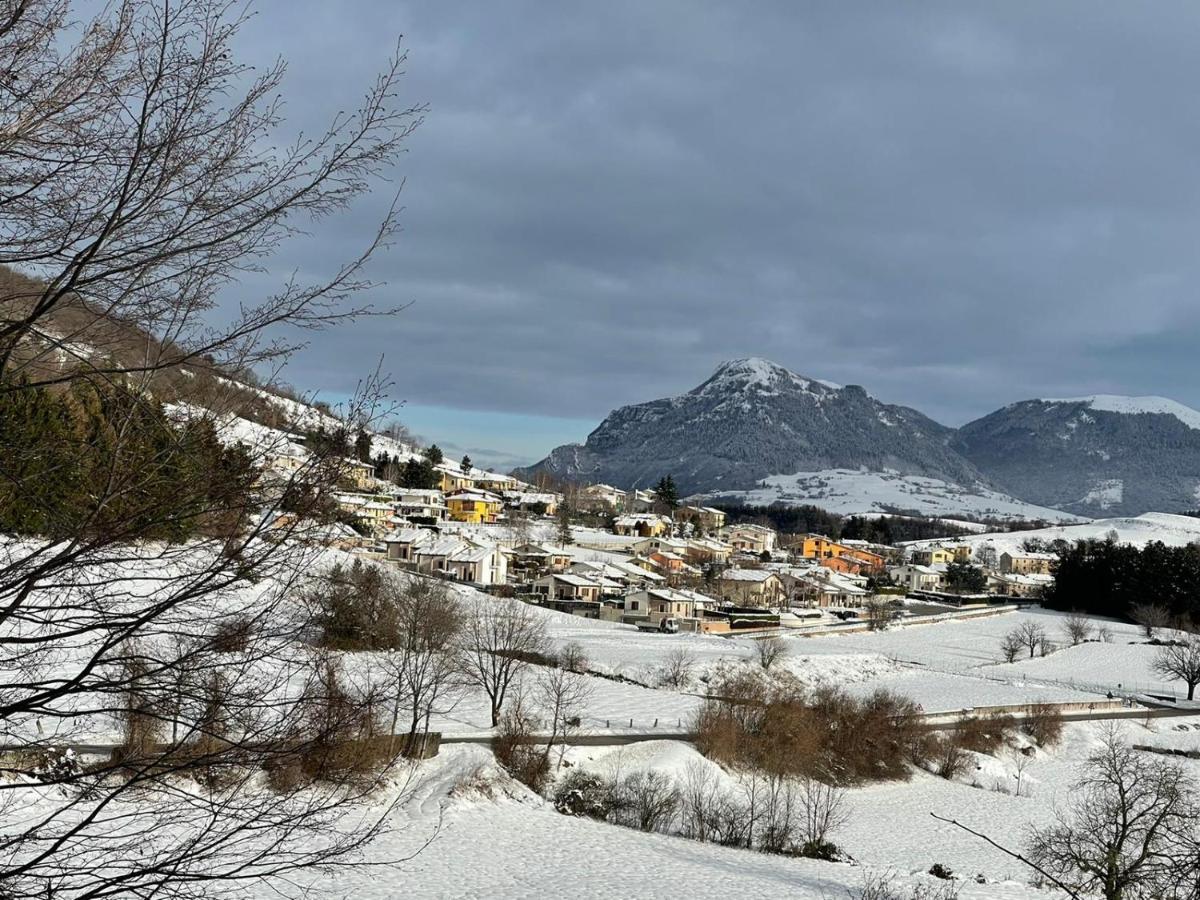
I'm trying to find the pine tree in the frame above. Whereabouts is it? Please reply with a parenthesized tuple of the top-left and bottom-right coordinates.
(461, 454, 472, 471)
(555, 501, 574, 547)
(353, 428, 372, 463)
(424, 444, 444, 466)
(653, 474, 679, 513)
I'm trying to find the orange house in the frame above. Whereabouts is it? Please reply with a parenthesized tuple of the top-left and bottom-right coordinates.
(841, 547, 885, 573)
(796, 535, 845, 560)
(820, 555, 870, 575)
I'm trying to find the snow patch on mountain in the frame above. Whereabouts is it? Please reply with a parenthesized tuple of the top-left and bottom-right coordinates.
(1045, 394, 1200, 431)
(1079, 478, 1123, 510)
(700, 468, 1081, 522)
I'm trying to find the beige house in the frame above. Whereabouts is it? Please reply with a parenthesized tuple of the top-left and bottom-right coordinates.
(624, 587, 714, 622)
(724, 523, 777, 555)
(999, 551, 1056, 576)
(680, 505, 727, 532)
(614, 514, 673, 538)
(716, 568, 784, 606)
(534, 573, 603, 603)
(911, 545, 972, 566)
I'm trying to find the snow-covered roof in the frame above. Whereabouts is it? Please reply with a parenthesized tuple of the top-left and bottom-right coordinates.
(719, 568, 778, 582)
(545, 573, 601, 588)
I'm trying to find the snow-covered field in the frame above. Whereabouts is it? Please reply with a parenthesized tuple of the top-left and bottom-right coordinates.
(905, 511, 1200, 556)
(702, 468, 1081, 522)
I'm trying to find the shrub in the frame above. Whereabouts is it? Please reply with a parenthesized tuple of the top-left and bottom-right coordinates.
(952, 713, 1015, 755)
(613, 770, 681, 832)
(927, 734, 969, 780)
(928, 863, 953, 880)
(207, 615, 255, 653)
(1021, 705, 1064, 748)
(798, 839, 844, 861)
(553, 771, 617, 820)
(492, 698, 550, 793)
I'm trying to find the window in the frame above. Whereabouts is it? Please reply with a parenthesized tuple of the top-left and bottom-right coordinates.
(630, 600, 640, 611)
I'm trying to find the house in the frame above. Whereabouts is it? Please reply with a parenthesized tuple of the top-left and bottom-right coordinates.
(989, 572, 1053, 598)
(801, 569, 869, 607)
(508, 542, 572, 579)
(533, 573, 603, 603)
(624, 587, 715, 622)
(502, 490, 559, 516)
(473, 471, 519, 494)
(382, 527, 433, 563)
(725, 523, 777, 555)
(794, 534, 844, 560)
(684, 537, 733, 566)
(648, 549, 687, 575)
(442, 542, 508, 586)
(569, 559, 664, 588)
(840, 546, 886, 573)
(820, 554, 873, 576)
(716, 568, 784, 606)
(679, 505, 727, 532)
(999, 551, 1056, 576)
(892, 564, 942, 592)
(631, 536, 690, 556)
(613, 514, 673, 538)
(437, 464, 476, 493)
(340, 457, 378, 490)
(392, 488, 449, 523)
(446, 489, 503, 524)
(911, 545, 972, 566)
(579, 483, 626, 513)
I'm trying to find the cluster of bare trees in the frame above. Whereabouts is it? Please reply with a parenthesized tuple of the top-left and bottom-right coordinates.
(942, 730, 1200, 900)
(554, 758, 849, 859)
(1000, 621, 1050, 662)
(0, 0, 430, 894)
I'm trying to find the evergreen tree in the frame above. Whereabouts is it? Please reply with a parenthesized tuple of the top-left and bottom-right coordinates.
(555, 501, 574, 547)
(424, 444, 444, 466)
(653, 474, 679, 513)
(353, 428, 372, 463)
(461, 454, 472, 471)
(945, 561, 987, 594)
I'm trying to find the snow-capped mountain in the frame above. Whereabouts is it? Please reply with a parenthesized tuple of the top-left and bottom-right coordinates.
(521, 358, 990, 498)
(953, 396, 1200, 516)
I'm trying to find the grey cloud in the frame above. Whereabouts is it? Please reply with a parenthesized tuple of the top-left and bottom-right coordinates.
(234, 1, 1200, 430)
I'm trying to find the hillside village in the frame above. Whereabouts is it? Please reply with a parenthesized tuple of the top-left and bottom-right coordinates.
(272, 427, 1166, 629)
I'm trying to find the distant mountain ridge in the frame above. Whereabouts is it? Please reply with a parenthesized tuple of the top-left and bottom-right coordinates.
(520, 357, 984, 495)
(521, 358, 1200, 518)
(953, 397, 1200, 516)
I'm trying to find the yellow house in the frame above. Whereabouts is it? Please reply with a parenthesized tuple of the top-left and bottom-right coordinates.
(446, 489, 503, 524)
(438, 466, 476, 493)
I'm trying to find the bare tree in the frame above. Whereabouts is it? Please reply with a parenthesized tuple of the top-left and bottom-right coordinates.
(657, 647, 696, 690)
(798, 776, 849, 849)
(459, 598, 550, 726)
(755, 635, 786, 671)
(999, 631, 1024, 664)
(1028, 731, 1199, 899)
(1131, 602, 1173, 639)
(1062, 612, 1092, 646)
(1152, 635, 1200, 700)
(615, 770, 681, 833)
(937, 730, 1200, 900)
(380, 575, 465, 754)
(0, 0, 424, 893)
(559, 641, 589, 674)
(536, 664, 593, 769)
(1009, 621, 1048, 659)
(864, 598, 899, 632)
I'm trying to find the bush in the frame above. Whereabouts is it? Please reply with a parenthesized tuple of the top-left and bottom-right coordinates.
(1021, 705, 1064, 748)
(928, 863, 953, 880)
(553, 771, 617, 820)
(926, 734, 969, 780)
(492, 699, 550, 793)
(798, 839, 843, 861)
(612, 770, 681, 833)
(951, 714, 1015, 755)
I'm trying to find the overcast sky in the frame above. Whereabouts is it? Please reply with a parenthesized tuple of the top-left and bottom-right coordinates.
(236, 2, 1200, 468)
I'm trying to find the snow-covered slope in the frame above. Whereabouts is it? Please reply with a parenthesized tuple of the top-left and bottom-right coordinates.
(905, 511, 1200, 556)
(1046, 394, 1200, 430)
(700, 468, 1081, 523)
